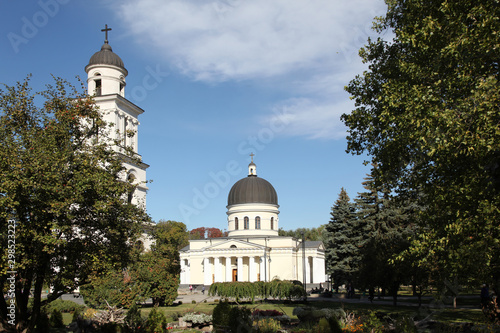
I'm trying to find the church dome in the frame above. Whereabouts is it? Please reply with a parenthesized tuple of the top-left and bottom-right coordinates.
(227, 174, 278, 206)
(85, 43, 127, 73)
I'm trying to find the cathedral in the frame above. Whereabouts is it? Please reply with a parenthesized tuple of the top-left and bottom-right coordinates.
(85, 26, 326, 287)
(179, 158, 326, 287)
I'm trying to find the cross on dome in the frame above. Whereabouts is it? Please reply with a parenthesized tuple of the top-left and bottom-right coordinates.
(101, 24, 112, 44)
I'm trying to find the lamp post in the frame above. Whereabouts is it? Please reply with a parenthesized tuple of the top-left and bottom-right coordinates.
(301, 231, 307, 301)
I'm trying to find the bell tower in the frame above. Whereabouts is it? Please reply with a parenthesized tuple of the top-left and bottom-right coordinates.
(85, 25, 149, 207)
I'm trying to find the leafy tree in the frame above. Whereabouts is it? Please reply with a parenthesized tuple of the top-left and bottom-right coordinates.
(278, 226, 325, 241)
(135, 220, 185, 306)
(189, 227, 226, 239)
(342, 0, 500, 291)
(80, 266, 142, 309)
(0, 77, 149, 332)
(323, 188, 358, 291)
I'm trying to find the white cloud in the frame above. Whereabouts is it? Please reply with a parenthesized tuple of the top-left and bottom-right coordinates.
(115, 0, 385, 82)
(266, 97, 354, 140)
(113, 0, 386, 139)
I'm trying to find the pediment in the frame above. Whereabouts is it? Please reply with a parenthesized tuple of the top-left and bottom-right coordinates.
(202, 239, 265, 251)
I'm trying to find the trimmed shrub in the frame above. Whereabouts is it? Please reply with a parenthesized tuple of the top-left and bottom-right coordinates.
(228, 306, 252, 333)
(44, 298, 86, 314)
(49, 309, 64, 328)
(212, 300, 232, 331)
(146, 307, 167, 333)
(124, 304, 145, 332)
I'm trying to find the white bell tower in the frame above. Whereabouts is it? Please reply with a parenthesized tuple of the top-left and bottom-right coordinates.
(85, 25, 149, 208)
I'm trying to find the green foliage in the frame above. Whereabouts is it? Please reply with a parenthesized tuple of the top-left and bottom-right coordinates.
(324, 187, 359, 289)
(209, 280, 304, 301)
(80, 267, 141, 309)
(0, 77, 148, 332)
(256, 317, 281, 333)
(353, 167, 417, 305)
(49, 309, 64, 328)
(124, 304, 145, 333)
(43, 299, 86, 314)
(278, 226, 325, 241)
(228, 306, 252, 333)
(132, 220, 183, 306)
(342, 0, 500, 289)
(145, 307, 167, 333)
(292, 307, 346, 324)
(212, 300, 232, 330)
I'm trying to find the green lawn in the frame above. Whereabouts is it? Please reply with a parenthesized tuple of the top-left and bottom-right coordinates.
(139, 298, 491, 327)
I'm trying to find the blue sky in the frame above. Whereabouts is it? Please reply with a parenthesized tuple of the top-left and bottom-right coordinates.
(1, 0, 387, 232)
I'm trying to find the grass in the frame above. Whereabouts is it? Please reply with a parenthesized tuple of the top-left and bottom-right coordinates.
(138, 297, 491, 327)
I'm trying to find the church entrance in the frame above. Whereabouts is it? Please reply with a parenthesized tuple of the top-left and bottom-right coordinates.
(232, 269, 238, 282)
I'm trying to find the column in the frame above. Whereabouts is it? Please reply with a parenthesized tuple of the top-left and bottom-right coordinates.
(260, 257, 265, 281)
(180, 259, 186, 284)
(215, 257, 222, 282)
(185, 259, 190, 285)
(225, 257, 232, 282)
(203, 257, 211, 285)
(313, 257, 325, 284)
(237, 257, 243, 282)
(305, 256, 311, 284)
(249, 256, 257, 282)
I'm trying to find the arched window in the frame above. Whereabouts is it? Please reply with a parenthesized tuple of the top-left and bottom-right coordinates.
(127, 173, 136, 204)
(230, 245, 237, 249)
(255, 216, 261, 229)
(244, 217, 249, 229)
(270, 217, 274, 230)
(235, 217, 239, 230)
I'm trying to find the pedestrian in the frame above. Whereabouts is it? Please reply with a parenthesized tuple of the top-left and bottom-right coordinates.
(202, 286, 205, 295)
(189, 285, 193, 293)
(481, 284, 490, 308)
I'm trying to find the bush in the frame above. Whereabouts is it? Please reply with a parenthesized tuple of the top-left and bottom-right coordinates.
(146, 307, 167, 333)
(213, 300, 232, 331)
(191, 300, 197, 304)
(125, 304, 145, 333)
(44, 298, 86, 314)
(49, 309, 64, 328)
(182, 312, 213, 325)
(293, 307, 345, 323)
(228, 306, 252, 333)
(256, 317, 281, 333)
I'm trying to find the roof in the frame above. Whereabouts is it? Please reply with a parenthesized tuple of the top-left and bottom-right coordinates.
(304, 241, 323, 248)
(227, 175, 278, 206)
(85, 43, 127, 73)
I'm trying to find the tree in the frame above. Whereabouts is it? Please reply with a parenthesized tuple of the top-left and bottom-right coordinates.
(353, 167, 417, 305)
(135, 220, 186, 306)
(323, 188, 358, 291)
(189, 227, 226, 239)
(278, 226, 325, 241)
(342, 0, 500, 291)
(0, 78, 149, 332)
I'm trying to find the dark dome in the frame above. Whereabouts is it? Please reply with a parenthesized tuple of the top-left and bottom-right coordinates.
(228, 175, 278, 206)
(85, 43, 127, 72)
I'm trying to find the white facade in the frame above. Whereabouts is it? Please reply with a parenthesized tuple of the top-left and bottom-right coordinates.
(180, 160, 325, 287)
